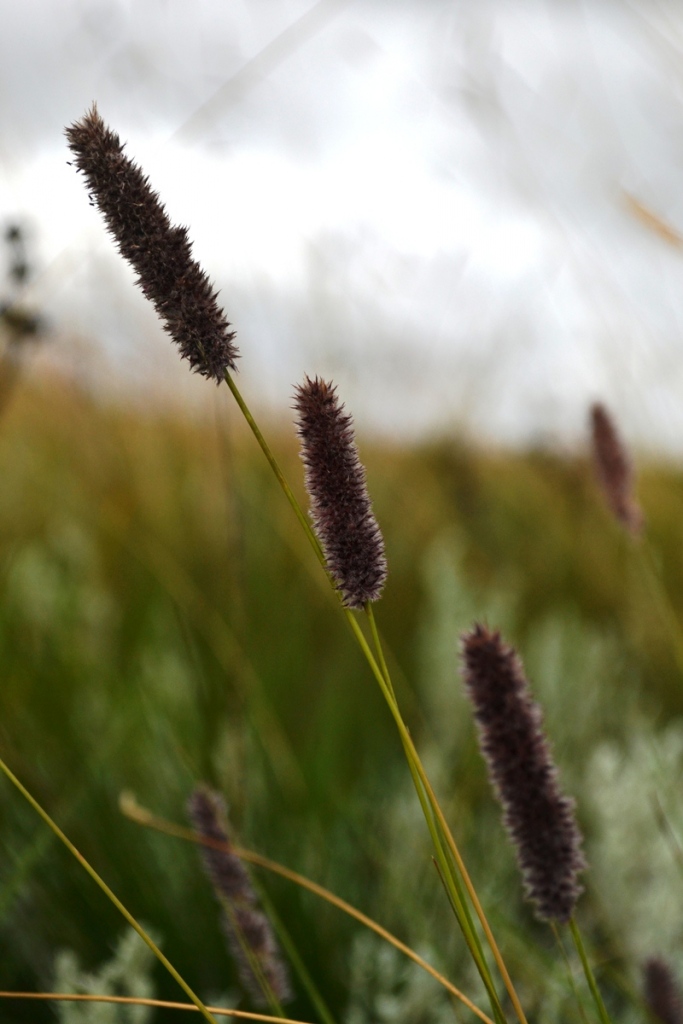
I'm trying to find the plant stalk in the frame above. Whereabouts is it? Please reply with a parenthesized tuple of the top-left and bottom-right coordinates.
(0, 756, 217, 1024)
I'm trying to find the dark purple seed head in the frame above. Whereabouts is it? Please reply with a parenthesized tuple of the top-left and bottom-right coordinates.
(187, 785, 291, 1006)
(222, 907, 293, 1007)
(187, 786, 255, 905)
(644, 957, 683, 1024)
(65, 105, 238, 382)
(293, 375, 387, 609)
(461, 624, 586, 923)
(590, 402, 643, 536)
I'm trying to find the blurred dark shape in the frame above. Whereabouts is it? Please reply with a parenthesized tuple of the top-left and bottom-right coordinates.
(187, 786, 292, 1008)
(9, 260, 29, 286)
(461, 624, 586, 923)
(589, 402, 643, 537)
(4, 220, 33, 286)
(0, 303, 43, 340)
(644, 957, 683, 1024)
(0, 217, 47, 420)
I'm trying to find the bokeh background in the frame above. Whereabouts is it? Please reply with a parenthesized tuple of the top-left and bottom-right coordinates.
(5, 0, 683, 442)
(3, 2, 683, 1022)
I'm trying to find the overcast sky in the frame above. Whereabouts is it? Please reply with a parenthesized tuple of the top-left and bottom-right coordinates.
(3, 0, 683, 450)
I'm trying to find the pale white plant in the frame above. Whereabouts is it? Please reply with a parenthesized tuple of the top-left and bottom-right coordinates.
(345, 932, 454, 1024)
(53, 926, 159, 1024)
(587, 723, 683, 965)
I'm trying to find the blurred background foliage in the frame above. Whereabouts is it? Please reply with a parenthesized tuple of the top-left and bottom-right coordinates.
(0, 372, 682, 1021)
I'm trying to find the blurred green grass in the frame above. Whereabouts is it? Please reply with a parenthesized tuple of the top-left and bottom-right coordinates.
(0, 379, 682, 1022)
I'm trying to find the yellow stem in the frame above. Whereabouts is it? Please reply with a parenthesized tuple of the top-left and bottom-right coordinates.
(0, 759, 217, 1024)
(0, 992, 307, 1021)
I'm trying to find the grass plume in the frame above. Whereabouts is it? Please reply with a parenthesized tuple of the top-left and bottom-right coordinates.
(187, 786, 292, 1009)
(461, 624, 586, 924)
(590, 402, 643, 536)
(293, 375, 387, 609)
(644, 957, 683, 1024)
(65, 104, 239, 382)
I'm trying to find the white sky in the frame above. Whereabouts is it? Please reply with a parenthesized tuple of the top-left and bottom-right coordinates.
(3, 0, 683, 450)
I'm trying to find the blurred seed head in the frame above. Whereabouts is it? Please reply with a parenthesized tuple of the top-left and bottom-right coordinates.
(222, 906, 292, 1009)
(293, 375, 387, 609)
(0, 304, 43, 341)
(460, 624, 586, 923)
(65, 105, 239, 383)
(590, 402, 643, 536)
(3, 222, 30, 286)
(0, 220, 43, 346)
(187, 785, 256, 906)
(644, 957, 683, 1024)
(187, 786, 291, 1007)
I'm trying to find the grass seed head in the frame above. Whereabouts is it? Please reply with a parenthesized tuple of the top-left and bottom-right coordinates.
(644, 957, 683, 1024)
(293, 375, 387, 609)
(65, 104, 239, 382)
(187, 786, 256, 905)
(590, 402, 643, 536)
(187, 786, 291, 1006)
(460, 624, 586, 923)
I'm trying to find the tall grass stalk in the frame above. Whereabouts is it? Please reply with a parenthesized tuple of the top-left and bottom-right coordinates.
(227, 371, 522, 1024)
(66, 98, 522, 1014)
(569, 919, 612, 1024)
(0, 755, 219, 1024)
(228, 359, 512, 1015)
(550, 923, 591, 1024)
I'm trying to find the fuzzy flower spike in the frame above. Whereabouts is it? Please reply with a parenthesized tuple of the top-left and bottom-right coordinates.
(461, 624, 586, 923)
(644, 957, 683, 1024)
(293, 375, 387, 609)
(590, 402, 643, 536)
(65, 104, 238, 382)
(187, 786, 291, 1008)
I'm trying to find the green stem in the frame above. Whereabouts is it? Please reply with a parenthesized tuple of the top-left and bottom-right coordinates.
(431, 858, 506, 1024)
(259, 889, 339, 1024)
(224, 373, 325, 569)
(365, 604, 396, 702)
(0, 755, 217, 1024)
(550, 922, 591, 1024)
(405, 733, 505, 1021)
(365, 608, 504, 1022)
(568, 918, 612, 1024)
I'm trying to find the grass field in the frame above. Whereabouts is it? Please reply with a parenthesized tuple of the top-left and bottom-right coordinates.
(1, 375, 682, 1023)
